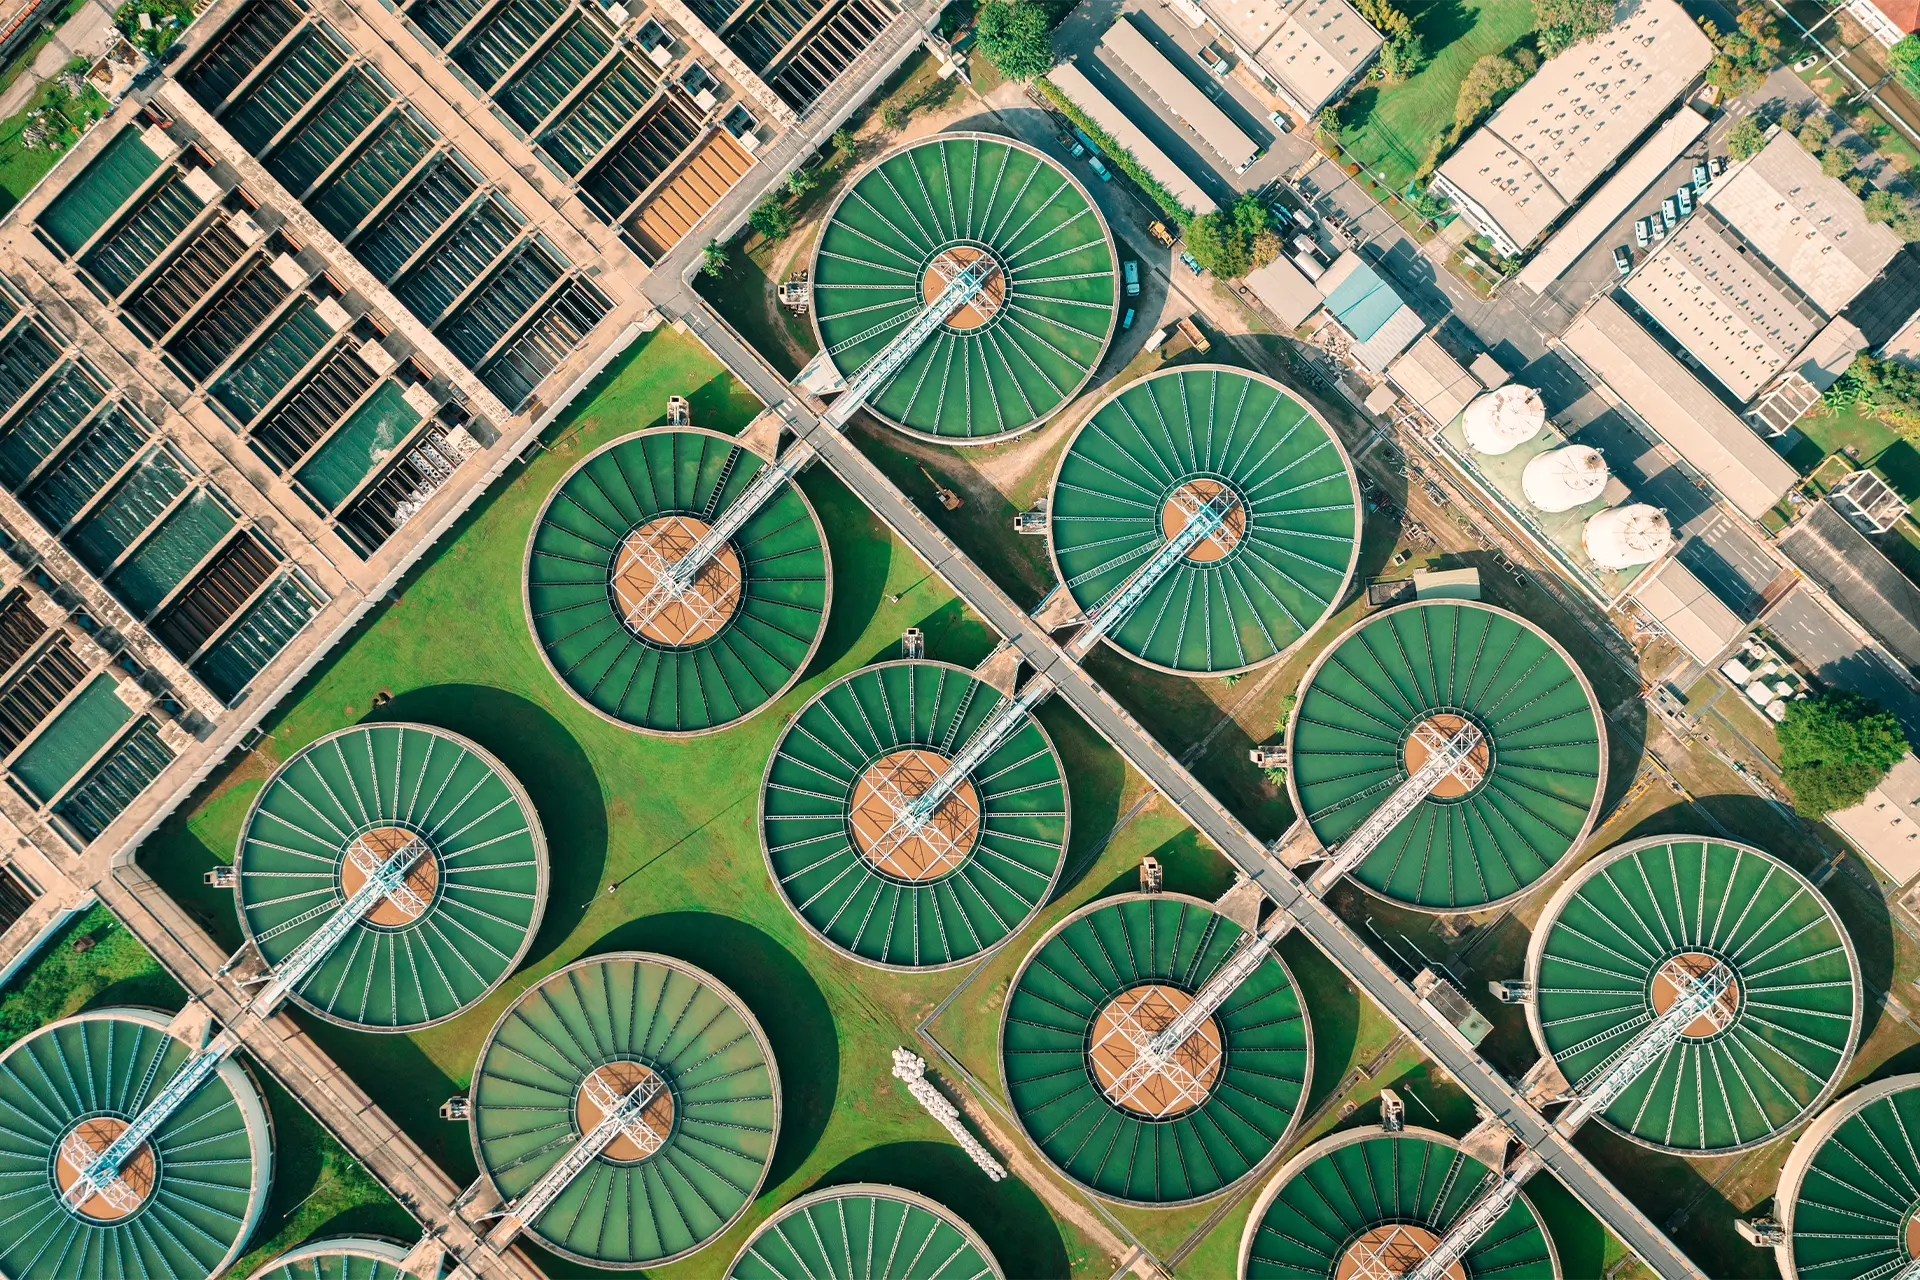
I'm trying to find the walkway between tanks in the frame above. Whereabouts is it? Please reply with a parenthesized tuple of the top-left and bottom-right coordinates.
(660, 291, 1708, 1280)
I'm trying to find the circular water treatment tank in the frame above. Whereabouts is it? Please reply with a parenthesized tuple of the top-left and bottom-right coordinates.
(470, 952, 779, 1269)
(525, 428, 830, 734)
(1528, 835, 1861, 1155)
(811, 133, 1117, 443)
(1462, 386, 1545, 456)
(1047, 366, 1360, 675)
(0, 1008, 272, 1279)
(1286, 600, 1606, 911)
(245, 1236, 412, 1280)
(235, 722, 547, 1031)
(1775, 1075, 1920, 1280)
(760, 660, 1068, 969)
(1583, 503, 1671, 570)
(726, 1185, 1003, 1280)
(1001, 892, 1311, 1205)
(1522, 445, 1608, 512)
(1238, 1126, 1558, 1280)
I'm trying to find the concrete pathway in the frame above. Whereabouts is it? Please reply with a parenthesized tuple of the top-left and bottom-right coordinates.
(0, 0, 121, 119)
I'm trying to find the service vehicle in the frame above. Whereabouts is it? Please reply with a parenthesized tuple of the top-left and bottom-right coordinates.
(1123, 259, 1140, 296)
(1613, 246, 1632, 275)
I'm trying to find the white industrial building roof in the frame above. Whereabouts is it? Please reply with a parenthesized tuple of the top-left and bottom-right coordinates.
(1209, 0, 1382, 113)
(1518, 109, 1708, 293)
(1560, 297, 1798, 519)
(1632, 556, 1743, 664)
(1100, 20, 1258, 170)
(1243, 254, 1322, 328)
(1829, 753, 1920, 886)
(1433, 0, 1711, 253)
(1706, 134, 1903, 314)
(1625, 217, 1824, 402)
(1047, 63, 1219, 215)
(1388, 336, 1479, 424)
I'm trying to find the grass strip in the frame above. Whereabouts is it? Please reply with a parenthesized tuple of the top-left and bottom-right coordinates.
(1034, 77, 1192, 226)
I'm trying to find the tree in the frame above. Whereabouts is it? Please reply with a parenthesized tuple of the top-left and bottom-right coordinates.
(1312, 106, 1342, 159)
(786, 166, 821, 198)
(1828, 353, 1920, 415)
(1376, 31, 1425, 83)
(1704, 7, 1781, 98)
(1727, 116, 1767, 161)
(1352, 0, 1410, 38)
(748, 197, 794, 241)
(1532, 0, 1613, 57)
(1778, 690, 1910, 817)
(975, 1, 1053, 80)
(1892, 34, 1920, 95)
(1864, 189, 1920, 240)
(1451, 54, 1530, 140)
(1820, 146, 1854, 179)
(831, 127, 855, 155)
(1184, 193, 1273, 278)
(700, 240, 729, 278)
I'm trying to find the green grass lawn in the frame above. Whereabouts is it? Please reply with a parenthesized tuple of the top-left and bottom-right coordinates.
(127, 322, 1659, 1277)
(1337, 0, 1536, 190)
(0, 905, 185, 1053)
(0, 904, 412, 1273)
(136, 325, 1167, 1278)
(0, 78, 108, 220)
(1786, 405, 1920, 499)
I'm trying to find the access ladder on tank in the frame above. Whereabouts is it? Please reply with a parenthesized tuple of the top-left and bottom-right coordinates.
(57, 1030, 238, 1216)
(1394, 961, 1738, 1280)
(1305, 722, 1486, 893)
(626, 254, 1001, 634)
(863, 486, 1240, 852)
(242, 836, 433, 1014)
(484, 1073, 668, 1242)
(1098, 910, 1295, 1106)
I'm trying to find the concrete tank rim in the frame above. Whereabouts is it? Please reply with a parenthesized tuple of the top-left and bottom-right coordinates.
(1043, 363, 1362, 678)
(1281, 598, 1609, 913)
(756, 657, 1069, 973)
(232, 720, 550, 1033)
(997, 889, 1313, 1209)
(1522, 834, 1863, 1157)
(520, 425, 831, 737)
(807, 130, 1119, 446)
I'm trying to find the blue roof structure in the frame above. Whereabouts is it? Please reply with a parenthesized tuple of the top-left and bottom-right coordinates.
(1320, 252, 1424, 371)
(1323, 259, 1403, 341)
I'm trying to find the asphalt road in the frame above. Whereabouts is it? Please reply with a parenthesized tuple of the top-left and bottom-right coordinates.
(657, 288, 1708, 1280)
(1766, 584, 1920, 742)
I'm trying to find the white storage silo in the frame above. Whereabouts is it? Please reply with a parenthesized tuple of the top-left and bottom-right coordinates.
(1583, 504, 1672, 569)
(1462, 386, 1545, 456)
(1522, 446, 1609, 512)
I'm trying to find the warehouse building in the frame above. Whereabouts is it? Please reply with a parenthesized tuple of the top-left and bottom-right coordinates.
(1827, 753, 1920, 887)
(1559, 298, 1798, 520)
(1318, 252, 1421, 370)
(1626, 134, 1900, 405)
(1204, 0, 1381, 116)
(1049, 62, 1219, 214)
(1100, 19, 1258, 171)
(1432, 0, 1711, 257)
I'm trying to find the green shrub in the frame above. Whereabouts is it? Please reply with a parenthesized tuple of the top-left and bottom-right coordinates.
(748, 197, 794, 241)
(1891, 33, 1920, 94)
(1034, 78, 1191, 224)
(1726, 116, 1767, 161)
(976, 1, 1053, 79)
